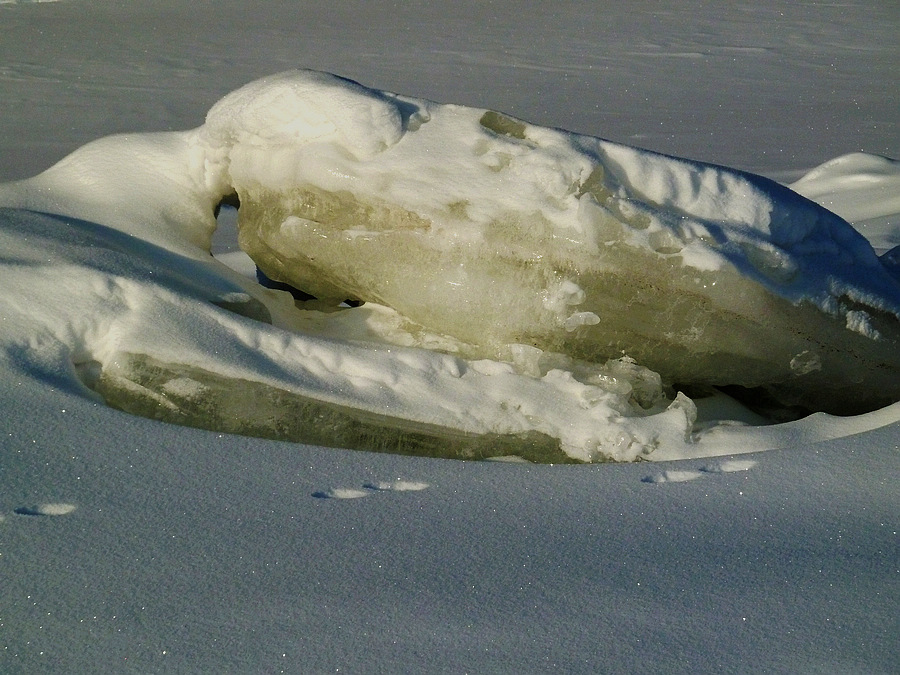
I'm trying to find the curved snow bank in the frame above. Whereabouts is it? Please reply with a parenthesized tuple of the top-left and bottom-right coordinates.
(0, 131, 218, 256)
(790, 152, 900, 255)
(1, 69, 899, 462)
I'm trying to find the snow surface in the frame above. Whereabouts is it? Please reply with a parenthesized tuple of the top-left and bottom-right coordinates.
(1, 1, 898, 673)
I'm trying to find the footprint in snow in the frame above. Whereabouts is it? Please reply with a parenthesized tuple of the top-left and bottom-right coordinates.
(312, 488, 372, 499)
(363, 480, 430, 492)
(701, 458, 758, 473)
(313, 481, 430, 499)
(13, 502, 77, 516)
(642, 469, 705, 484)
(643, 459, 757, 484)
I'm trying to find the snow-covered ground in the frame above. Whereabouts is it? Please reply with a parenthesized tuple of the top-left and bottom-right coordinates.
(1, 1, 898, 672)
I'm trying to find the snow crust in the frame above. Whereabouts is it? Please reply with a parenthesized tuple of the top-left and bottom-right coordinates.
(2, 70, 900, 462)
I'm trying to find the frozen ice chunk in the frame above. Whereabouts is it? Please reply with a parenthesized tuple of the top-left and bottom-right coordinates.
(0, 207, 690, 464)
(207, 71, 900, 414)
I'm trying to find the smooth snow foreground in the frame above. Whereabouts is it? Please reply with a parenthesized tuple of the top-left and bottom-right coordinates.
(1, 70, 899, 462)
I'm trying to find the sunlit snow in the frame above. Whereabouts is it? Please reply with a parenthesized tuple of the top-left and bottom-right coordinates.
(2, 2, 899, 673)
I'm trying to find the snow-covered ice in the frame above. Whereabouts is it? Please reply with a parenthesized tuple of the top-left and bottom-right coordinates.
(0, 1, 898, 673)
(3, 69, 898, 463)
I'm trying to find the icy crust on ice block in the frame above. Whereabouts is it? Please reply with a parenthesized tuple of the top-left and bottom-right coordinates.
(202, 71, 900, 414)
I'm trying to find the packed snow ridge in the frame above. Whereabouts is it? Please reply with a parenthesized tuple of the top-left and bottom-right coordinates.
(1, 69, 899, 462)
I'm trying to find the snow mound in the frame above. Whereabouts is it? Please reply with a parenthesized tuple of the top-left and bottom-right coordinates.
(791, 152, 900, 254)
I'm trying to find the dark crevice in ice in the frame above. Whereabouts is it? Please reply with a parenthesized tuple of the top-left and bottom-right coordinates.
(214, 192, 363, 307)
(214, 191, 240, 218)
(256, 266, 318, 301)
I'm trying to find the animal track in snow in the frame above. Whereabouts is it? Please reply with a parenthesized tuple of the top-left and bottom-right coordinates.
(643, 459, 757, 484)
(312, 488, 372, 499)
(313, 481, 430, 499)
(13, 502, 77, 516)
(701, 458, 758, 473)
(362, 480, 430, 492)
(642, 469, 705, 484)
